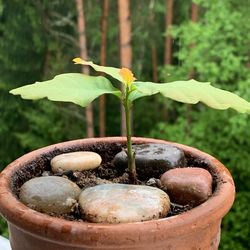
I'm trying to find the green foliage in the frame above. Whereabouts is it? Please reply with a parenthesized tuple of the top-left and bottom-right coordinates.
(131, 0, 165, 79)
(0, 0, 46, 83)
(167, 0, 250, 85)
(0, 216, 8, 238)
(220, 192, 250, 250)
(0, 85, 27, 168)
(15, 100, 87, 151)
(0, 1, 47, 170)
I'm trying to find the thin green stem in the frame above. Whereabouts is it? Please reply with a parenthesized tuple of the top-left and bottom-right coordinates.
(123, 86, 136, 183)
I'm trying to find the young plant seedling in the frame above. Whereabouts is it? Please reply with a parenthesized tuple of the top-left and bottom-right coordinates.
(10, 58, 250, 182)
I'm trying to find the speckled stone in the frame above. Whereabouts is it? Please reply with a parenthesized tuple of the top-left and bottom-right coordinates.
(20, 176, 81, 214)
(113, 143, 186, 178)
(160, 167, 213, 206)
(79, 184, 170, 223)
(51, 151, 102, 173)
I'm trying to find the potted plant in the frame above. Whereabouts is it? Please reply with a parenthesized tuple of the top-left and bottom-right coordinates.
(0, 58, 249, 250)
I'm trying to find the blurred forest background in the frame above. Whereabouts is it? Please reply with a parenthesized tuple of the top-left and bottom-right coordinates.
(0, 0, 249, 249)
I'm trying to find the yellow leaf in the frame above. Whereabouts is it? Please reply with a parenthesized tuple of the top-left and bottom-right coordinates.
(73, 57, 85, 64)
(119, 68, 136, 87)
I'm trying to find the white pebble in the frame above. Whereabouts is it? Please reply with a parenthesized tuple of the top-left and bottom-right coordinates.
(51, 151, 102, 173)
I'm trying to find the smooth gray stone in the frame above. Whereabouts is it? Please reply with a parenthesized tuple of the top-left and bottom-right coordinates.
(113, 144, 186, 178)
(79, 184, 170, 223)
(20, 176, 81, 214)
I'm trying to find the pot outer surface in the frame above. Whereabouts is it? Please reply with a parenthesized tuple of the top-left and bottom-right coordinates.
(0, 137, 235, 250)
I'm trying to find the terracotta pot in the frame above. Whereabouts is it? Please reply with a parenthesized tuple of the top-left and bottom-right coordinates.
(0, 137, 235, 250)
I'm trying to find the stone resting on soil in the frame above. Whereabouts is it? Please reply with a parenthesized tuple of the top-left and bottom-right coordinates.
(19, 143, 213, 224)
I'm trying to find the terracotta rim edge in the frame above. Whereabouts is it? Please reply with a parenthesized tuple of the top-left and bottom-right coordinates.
(0, 137, 235, 246)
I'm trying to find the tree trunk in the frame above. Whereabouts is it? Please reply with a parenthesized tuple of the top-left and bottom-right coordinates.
(186, 2, 199, 132)
(191, 2, 199, 22)
(188, 2, 199, 79)
(164, 0, 174, 65)
(118, 0, 132, 136)
(151, 45, 158, 82)
(148, 2, 158, 83)
(99, 0, 109, 137)
(163, 0, 174, 121)
(42, 8, 51, 78)
(75, 0, 94, 138)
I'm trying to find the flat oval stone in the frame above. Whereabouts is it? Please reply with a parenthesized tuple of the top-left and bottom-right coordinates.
(79, 184, 170, 223)
(160, 167, 212, 206)
(113, 144, 186, 178)
(20, 176, 81, 214)
(51, 151, 102, 173)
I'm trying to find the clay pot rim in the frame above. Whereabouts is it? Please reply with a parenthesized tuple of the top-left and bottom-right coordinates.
(0, 137, 235, 245)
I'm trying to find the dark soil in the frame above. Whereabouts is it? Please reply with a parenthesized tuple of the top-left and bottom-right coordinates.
(10, 142, 220, 222)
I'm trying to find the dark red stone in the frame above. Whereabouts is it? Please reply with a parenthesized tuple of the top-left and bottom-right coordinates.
(160, 167, 213, 206)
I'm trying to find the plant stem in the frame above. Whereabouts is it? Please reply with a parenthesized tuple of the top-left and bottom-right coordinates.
(124, 87, 137, 183)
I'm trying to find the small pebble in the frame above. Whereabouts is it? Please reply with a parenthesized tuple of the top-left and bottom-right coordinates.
(20, 176, 81, 214)
(113, 143, 186, 178)
(160, 167, 212, 206)
(42, 171, 52, 177)
(79, 184, 170, 223)
(146, 178, 161, 187)
(51, 151, 102, 173)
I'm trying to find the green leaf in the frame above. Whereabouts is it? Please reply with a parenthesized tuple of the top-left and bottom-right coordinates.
(73, 58, 123, 82)
(134, 79, 250, 113)
(128, 89, 147, 102)
(10, 73, 121, 107)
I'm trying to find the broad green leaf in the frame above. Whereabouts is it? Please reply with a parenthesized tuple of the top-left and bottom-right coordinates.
(128, 89, 147, 102)
(73, 58, 123, 82)
(10, 73, 121, 107)
(134, 79, 250, 113)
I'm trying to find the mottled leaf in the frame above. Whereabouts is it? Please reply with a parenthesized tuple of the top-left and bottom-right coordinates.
(10, 73, 121, 107)
(134, 79, 250, 113)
